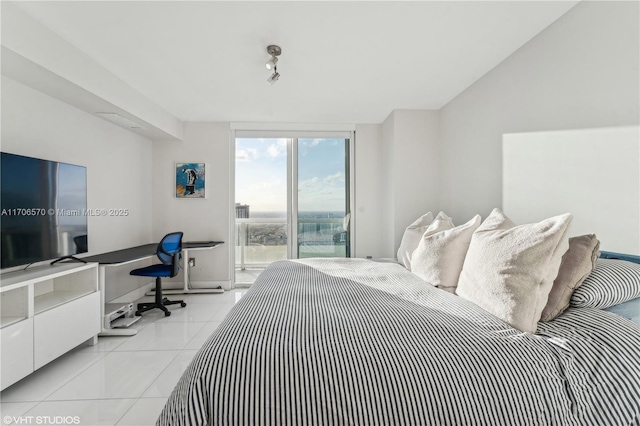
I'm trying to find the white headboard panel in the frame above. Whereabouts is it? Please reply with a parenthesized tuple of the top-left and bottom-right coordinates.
(503, 126, 640, 255)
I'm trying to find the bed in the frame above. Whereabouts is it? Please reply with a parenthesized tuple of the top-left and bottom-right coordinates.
(158, 257, 640, 426)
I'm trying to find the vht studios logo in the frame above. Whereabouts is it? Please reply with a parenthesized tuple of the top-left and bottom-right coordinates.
(3, 416, 80, 425)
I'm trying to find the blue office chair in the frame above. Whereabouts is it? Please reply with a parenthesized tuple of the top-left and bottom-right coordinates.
(130, 232, 187, 317)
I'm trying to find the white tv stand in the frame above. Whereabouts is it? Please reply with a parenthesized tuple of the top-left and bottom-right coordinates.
(0, 262, 100, 390)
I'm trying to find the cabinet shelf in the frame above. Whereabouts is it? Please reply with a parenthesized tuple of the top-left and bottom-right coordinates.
(1, 263, 97, 292)
(0, 316, 25, 328)
(34, 290, 95, 314)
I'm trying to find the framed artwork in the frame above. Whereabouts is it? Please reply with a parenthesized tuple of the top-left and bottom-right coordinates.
(175, 162, 205, 198)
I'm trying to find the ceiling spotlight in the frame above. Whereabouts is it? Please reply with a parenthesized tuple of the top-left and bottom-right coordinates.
(267, 71, 280, 85)
(265, 56, 278, 71)
(266, 45, 282, 85)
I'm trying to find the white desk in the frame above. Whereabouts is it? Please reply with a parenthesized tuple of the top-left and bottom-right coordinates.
(83, 241, 224, 337)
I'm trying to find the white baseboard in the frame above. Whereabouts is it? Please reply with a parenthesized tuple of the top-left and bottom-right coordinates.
(109, 282, 154, 304)
(190, 280, 231, 290)
(154, 280, 232, 291)
(109, 280, 233, 303)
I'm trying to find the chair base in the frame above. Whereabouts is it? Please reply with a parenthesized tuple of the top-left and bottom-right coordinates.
(136, 298, 186, 316)
(136, 277, 186, 317)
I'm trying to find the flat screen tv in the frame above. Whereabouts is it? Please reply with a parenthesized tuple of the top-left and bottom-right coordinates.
(1, 152, 88, 269)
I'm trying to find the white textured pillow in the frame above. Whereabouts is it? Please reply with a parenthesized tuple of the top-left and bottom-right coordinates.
(456, 209, 572, 333)
(397, 212, 434, 269)
(411, 215, 481, 292)
(433, 211, 455, 223)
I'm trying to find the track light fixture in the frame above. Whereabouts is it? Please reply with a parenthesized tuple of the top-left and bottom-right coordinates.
(267, 71, 280, 85)
(265, 56, 278, 71)
(266, 45, 281, 85)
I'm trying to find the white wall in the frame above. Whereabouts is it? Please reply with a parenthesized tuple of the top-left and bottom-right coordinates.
(1, 76, 153, 257)
(381, 110, 440, 256)
(151, 122, 231, 288)
(503, 126, 640, 254)
(353, 124, 384, 259)
(439, 1, 640, 222)
(381, 113, 396, 257)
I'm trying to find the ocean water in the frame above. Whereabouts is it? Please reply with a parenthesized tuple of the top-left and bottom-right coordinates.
(250, 211, 346, 219)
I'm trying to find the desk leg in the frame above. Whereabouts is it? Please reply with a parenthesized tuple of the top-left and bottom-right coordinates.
(156, 247, 224, 295)
(98, 265, 137, 337)
(183, 248, 190, 292)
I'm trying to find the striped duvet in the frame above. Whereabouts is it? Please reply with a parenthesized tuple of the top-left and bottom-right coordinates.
(159, 258, 640, 426)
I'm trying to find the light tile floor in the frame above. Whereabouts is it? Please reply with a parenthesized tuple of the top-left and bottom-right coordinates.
(0, 289, 247, 426)
(234, 268, 264, 285)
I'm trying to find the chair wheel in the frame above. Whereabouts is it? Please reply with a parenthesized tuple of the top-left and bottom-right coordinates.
(164, 311, 171, 316)
(181, 302, 187, 307)
(135, 311, 141, 316)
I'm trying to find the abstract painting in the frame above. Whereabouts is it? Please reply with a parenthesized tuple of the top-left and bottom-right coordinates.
(176, 162, 205, 198)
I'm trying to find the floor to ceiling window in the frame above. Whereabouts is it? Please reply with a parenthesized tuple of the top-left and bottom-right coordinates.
(296, 138, 350, 259)
(234, 133, 352, 285)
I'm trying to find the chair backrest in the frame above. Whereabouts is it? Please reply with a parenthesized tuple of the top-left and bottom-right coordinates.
(73, 235, 88, 253)
(156, 232, 183, 277)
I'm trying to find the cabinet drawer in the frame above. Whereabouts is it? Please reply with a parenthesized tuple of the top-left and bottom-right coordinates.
(34, 292, 100, 369)
(1, 318, 34, 390)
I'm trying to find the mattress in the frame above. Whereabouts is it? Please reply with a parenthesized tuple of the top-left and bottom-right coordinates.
(159, 258, 640, 425)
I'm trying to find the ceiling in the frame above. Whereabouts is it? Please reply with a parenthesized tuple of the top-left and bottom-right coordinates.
(15, 1, 579, 124)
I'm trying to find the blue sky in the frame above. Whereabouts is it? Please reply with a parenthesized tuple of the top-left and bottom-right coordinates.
(235, 138, 346, 213)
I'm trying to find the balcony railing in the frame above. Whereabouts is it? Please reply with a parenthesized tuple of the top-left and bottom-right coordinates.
(235, 218, 287, 270)
(235, 217, 347, 271)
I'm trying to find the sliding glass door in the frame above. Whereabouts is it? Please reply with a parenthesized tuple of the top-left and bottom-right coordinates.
(296, 138, 350, 259)
(234, 135, 351, 284)
(235, 138, 289, 284)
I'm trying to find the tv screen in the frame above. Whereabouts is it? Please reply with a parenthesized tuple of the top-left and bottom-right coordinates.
(1, 152, 88, 269)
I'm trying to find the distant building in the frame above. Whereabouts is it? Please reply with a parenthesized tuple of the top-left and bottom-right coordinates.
(236, 203, 250, 218)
